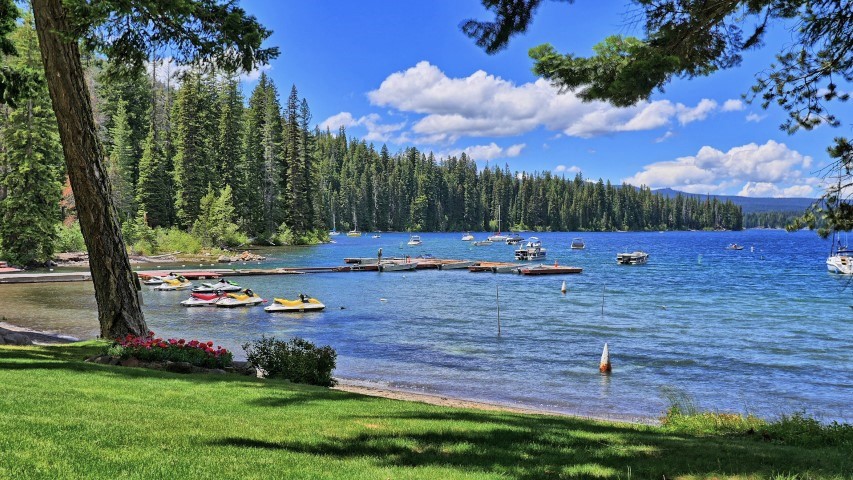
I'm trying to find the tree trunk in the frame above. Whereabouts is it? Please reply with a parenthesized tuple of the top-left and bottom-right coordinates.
(32, 0, 148, 339)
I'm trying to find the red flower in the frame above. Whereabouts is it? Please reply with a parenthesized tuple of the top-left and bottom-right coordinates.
(207, 341, 214, 347)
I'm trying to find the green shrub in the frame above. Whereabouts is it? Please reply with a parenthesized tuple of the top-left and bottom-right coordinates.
(276, 225, 329, 246)
(242, 336, 337, 386)
(55, 222, 86, 252)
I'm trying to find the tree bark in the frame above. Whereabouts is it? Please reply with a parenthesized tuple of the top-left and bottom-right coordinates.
(32, 0, 148, 339)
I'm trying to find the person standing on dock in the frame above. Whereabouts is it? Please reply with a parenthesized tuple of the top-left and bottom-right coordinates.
(377, 248, 383, 263)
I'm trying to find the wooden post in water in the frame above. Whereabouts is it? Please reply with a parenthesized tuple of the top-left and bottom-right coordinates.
(496, 283, 501, 336)
(599, 343, 612, 374)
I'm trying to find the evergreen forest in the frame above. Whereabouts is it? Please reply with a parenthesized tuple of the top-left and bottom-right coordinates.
(0, 17, 743, 266)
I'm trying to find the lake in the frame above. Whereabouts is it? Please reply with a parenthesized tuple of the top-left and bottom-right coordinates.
(1, 229, 850, 423)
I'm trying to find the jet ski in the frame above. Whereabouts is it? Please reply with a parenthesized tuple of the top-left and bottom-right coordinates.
(215, 289, 264, 308)
(153, 276, 192, 291)
(264, 294, 325, 313)
(180, 291, 226, 307)
(144, 272, 179, 286)
(192, 279, 241, 293)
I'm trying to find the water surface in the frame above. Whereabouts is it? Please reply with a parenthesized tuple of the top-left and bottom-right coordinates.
(1, 230, 850, 422)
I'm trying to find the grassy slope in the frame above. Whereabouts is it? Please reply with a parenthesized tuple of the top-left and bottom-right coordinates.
(0, 343, 849, 480)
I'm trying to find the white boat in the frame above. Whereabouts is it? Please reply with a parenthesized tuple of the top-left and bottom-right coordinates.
(617, 251, 649, 265)
(180, 292, 227, 307)
(461, 232, 474, 241)
(473, 239, 493, 246)
(505, 234, 524, 245)
(347, 209, 362, 236)
(515, 237, 546, 261)
(329, 201, 341, 236)
(827, 235, 853, 274)
(153, 277, 192, 291)
(380, 262, 417, 272)
(215, 289, 264, 308)
(407, 235, 422, 246)
(192, 279, 241, 293)
(264, 295, 325, 313)
(143, 272, 180, 286)
(487, 205, 508, 241)
(346, 230, 362, 237)
(726, 243, 744, 250)
(372, 234, 381, 239)
(440, 260, 477, 270)
(570, 238, 585, 249)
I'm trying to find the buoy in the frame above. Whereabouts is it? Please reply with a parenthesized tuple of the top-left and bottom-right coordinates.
(380, 298, 388, 302)
(599, 343, 612, 374)
(561, 280, 567, 294)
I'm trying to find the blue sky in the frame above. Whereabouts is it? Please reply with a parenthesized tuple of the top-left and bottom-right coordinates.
(239, 0, 849, 198)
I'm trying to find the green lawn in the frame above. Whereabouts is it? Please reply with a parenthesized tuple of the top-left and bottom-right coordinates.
(0, 342, 849, 479)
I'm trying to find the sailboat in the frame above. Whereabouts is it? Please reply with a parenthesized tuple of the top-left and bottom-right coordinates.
(347, 209, 362, 237)
(825, 175, 851, 274)
(329, 204, 340, 236)
(487, 204, 508, 241)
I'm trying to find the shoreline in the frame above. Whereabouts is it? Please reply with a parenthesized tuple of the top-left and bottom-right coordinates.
(0, 320, 654, 424)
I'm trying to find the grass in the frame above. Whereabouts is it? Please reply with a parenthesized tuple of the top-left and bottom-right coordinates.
(0, 342, 850, 479)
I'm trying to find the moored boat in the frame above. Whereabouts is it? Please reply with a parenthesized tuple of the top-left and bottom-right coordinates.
(180, 292, 227, 307)
(616, 251, 648, 265)
(440, 260, 477, 270)
(346, 230, 362, 237)
(192, 279, 241, 293)
(570, 237, 585, 249)
(153, 277, 192, 290)
(407, 235, 422, 246)
(461, 232, 474, 241)
(473, 239, 493, 246)
(726, 243, 744, 250)
(505, 233, 524, 245)
(264, 295, 325, 313)
(515, 237, 546, 261)
(380, 262, 417, 272)
(215, 289, 264, 307)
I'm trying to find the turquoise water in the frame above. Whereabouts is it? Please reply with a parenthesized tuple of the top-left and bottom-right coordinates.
(2, 230, 851, 422)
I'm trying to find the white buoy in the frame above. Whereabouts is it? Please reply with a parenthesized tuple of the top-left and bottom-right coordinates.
(561, 280, 567, 294)
(599, 343, 612, 374)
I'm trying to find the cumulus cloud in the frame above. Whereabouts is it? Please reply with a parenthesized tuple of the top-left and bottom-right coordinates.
(555, 165, 581, 174)
(722, 99, 745, 111)
(446, 142, 526, 162)
(319, 112, 406, 142)
(745, 112, 766, 123)
(367, 61, 736, 143)
(622, 140, 819, 197)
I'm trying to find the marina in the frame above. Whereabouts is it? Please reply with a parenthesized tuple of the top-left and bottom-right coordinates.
(0, 230, 850, 422)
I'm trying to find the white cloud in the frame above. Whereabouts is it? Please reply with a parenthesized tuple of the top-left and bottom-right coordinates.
(446, 142, 526, 162)
(722, 99, 745, 111)
(655, 131, 675, 143)
(319, 112, 406, 142)
(239, 63, 272, 82)
(746, 112, 766, 123)
(367, 61, 730, 143)
(555, 165, 581, 174)
(622, 140, 819, 197)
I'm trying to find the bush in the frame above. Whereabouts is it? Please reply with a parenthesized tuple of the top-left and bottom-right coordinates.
(55, 222, 86, 252)
(242, 336, 337, 386)
(108, 332, 233, 369)
(276, 225, 329, 246)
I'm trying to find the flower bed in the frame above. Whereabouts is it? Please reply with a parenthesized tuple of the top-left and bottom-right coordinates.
(108, 331, 233, 369)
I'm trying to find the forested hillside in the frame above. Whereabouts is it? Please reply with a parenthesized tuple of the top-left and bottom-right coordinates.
(0, 16, 742, 265)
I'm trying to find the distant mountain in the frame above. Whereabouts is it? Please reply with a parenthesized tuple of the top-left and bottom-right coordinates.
(652, 188, 815, 214)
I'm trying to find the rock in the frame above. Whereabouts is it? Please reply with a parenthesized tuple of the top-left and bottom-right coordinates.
(120, 357, 140, 368)
(6, 333, 32, 345)
(217, 255, 231, 263)
(164, 361, 194, 374)
(108, 357, 121, 366)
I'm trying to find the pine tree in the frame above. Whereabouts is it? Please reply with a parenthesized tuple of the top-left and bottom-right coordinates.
(216, 77, 243, 192)
(107, 98, 135, 220)
(0, 14, 63, 266)
(135, 63, 173, 228)
(284, 85, 304, 232)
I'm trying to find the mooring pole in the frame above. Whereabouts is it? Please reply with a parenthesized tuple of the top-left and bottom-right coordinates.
(496, 283, 501, 336)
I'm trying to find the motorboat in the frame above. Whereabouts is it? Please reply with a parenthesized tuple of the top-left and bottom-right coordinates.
(505, 233, 524, 245)
(192, 279, 241, 293)
(215, 289, 264, 308)
(461, 232, 474, 241)
(473, 239, 493, 246)
(827, 236, 853, 274)
(380, 262, 417, 272)
(407, 235, 422, 246)
(570, 238, 585, 249)
(264, 295, 326, 313)
(726, 243, 744, 250)
(616, 251, 649, 265)
(372, 234, 381, 239)
(153, 277, 192, 291)
(180, 292, 227, 307)
(515, 237, 547, 261)
(440, 260, 477, 270)
(494, 264, 523, 273)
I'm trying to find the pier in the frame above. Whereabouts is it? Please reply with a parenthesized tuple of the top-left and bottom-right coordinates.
(0, 257, 582, 284)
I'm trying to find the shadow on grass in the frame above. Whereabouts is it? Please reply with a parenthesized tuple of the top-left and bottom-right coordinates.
(250, 388, 373, 408)
(209, 409, 848, 479)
